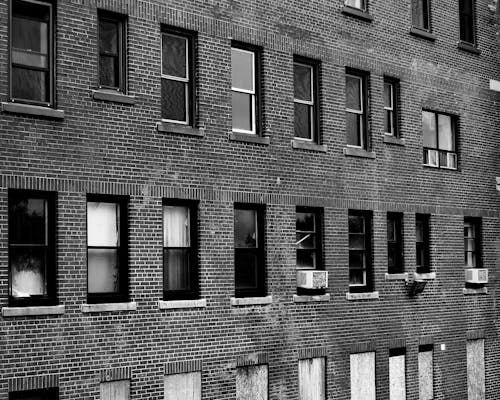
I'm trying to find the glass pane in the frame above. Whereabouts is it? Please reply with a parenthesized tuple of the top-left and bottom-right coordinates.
(10, 197, 46, 244)
(161, 79, 187, 122)
(297, 249, 316, 269)
(12, 49, 47, 68)
(12, 67, 48, 103)
(294, 103, 312, 139)
(460, 0, 473, 14)
(460, 15, 474, 43)
(438, 114, 454, 151)
(13, 16, 48, 54)
(231, 48, 254, 91)
(388, 247, 396, 271)
(235, 252, 257, 289)
(294, 63, 312, 101)
(384, 110, 393, 134)
(349, 215, 364, 234)
(99, 19, 118, 54)
(99, 55, 119, 87)
(345, 0, 365, 9)
(387, 218, 395, 241)
(422, 111, 437, 148)
(413, 0, 429, 30)
(88, 248, 119, 293)
(465, 238, 475, 252)
(346, 112, 361, 146)
(296, 233, 315, 249)
(349, 269, 365, 285)
(465, 252, 475, 267)
(349, 234, 365, 250)
(416, 244, 424, 267)
(346, 75, 361, 110)
(162, 34, 187, 78)
(416, 221, 424, 242)
(164, 248, 190, 291)
(349, 250, 365, 269)
(384, 83, 392, 108)
(234, 209, 257, 248)
(87, 202, 119, 247)
(297, 212, 315, 232)
(232, 91, 253, 131)
(163, 206, 190, 247)
(10, 247, 46, 297)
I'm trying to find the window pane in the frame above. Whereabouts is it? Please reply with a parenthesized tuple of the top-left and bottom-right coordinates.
(88, 248, 119, 293)
(412, 0, 429, 30)
(384, 83, 392, 108)
(164, 206, 190, 247)
(235, 252, 258, 289)
(12, 67, 48, 103)
(10, 197, 46, 244)
(296, 233, 316, 249)
(232, 91, 253, 131)
(87, 202, 119, 247)
(294, 64, 312, 101)
(346, 112, 361, 146)
(294, 103, 312, 139)
(349, 215, 364, 234)
(164, 249, 190, 291)
(12, 50, 48, 68)
(349, 251, 365, 269)
(387, 218, 396, 241)
(438, 114, 454, 151)
(350, 269, 365, 285)
(349, 234, 365, 250)
(162, 34, 187, 78)
(297, 249, 316, 269)
(12, 16, 48, 55)
(99, 19, 118, 54)
(467, 339, 485, 400)
(346, 75, 361, 110)
(345, 0, 365, 10)
(231, 48, 254, 91)
(385, 110, 393, 134)
(11, 247, 47, 297)
(422, 111, 437, 148)
(161, 79, 187, 122)
(297, 212, 315, 232)
(99, 55, 119, 87)
(235, 209, 257, 248)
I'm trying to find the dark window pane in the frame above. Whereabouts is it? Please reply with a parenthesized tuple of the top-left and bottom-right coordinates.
(235, 252, 258, 289)
(346, 76, 361, 110)
(387, 218, 395, 241)
(12, 67, 48, 103)
(235, 209, 257, 248)
(460, 15, 474, 43)
(384, 83, 392, 108)
(460, 0, 473, 14)
(12, 16, 48, 54)
(349, 234, 366, 250)
(162, 34, 187, 78)
(88, 248, 119, 293)
(349, 250, 365, 269)
(294, 103, 312, 139)
(164, 249, 190, 291)
(349, 269, 365, 285)
(297, 249, 316, 269)
(231, 48, 254, 91)
(99, 54, 119, 87)
(346, 112, 361, 146)
(232, 91, 253, 131)
(10, 197, 46, 244)
(10, 247, 47, 297)
(296, 212, 315, 232)
(412, 0, 429, 30)
(99, 19, 118, 54)
(349, 215, 364, 234)
(294, 63, 312, 101)
(296, 233, 316, 249)
(12, 49, 47, 68)
(161, 78, 187, 122)
(385, 110, 393, 134)
(87, 202, 119, 247)
(438, 114, 454, 151)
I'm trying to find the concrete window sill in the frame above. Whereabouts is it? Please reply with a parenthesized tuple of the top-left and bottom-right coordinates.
(383, 134, 405, 146)
(457, 41, 481, 55)
(2, 102, 64, 119)
(92, 89, 136, 105)
(158, 299, 207, 309)
(229, 132, 270, 145)
(463, 287, 488, 295)
(343, 147, 376, 159)
(341, 6, 373, 22)
(81, 302, 137, 313)
(346, 291, 380, 301)
(292, 139, 327, 152)
(293, 294, 330, 303)
(385, 273, 409, 280)
(2, 305, 65, 317)
(157, 121, 205, 137)
(230, 296, 272, 306)
(410, 27, 436, 41)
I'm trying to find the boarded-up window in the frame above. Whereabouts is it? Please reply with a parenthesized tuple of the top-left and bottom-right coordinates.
(299, 357, 326, 400)
(236, 364, 268, 400)
(350, 352, 375, 400)
(467, 339, 485, 400)
(164, 371, 201, 400)
(100, 380, 130, 400)
(389, 348, 406, 400)
(418, 345, 433, 400)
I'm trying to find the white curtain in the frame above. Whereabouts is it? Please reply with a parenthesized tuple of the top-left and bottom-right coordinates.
(164, 206, 189, 247)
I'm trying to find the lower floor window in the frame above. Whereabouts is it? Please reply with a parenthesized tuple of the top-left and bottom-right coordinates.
(348, 210, 373, 292)
(350, 351, 376, 400)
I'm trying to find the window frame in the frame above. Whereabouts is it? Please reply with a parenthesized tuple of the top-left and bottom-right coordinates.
(9, 388, 59, 400)
(160, 26, 196, 126)
(86, 194, 129, 304)
(293, 56, 320, 143)
(383, 77, 399, 137)
(412, 0, 432, 32)
(8, 189, 57, 307)
(234, 203, 266, 298)
(387, 212, 404, 274)
(344, 0, 367, 12)
(422, 109, 458, 170)
(9, 0, 55, 107)
(348, 210, 373, 293)
(345, 69, 369, 150)
(97, 10, 127, 93)
(162, 198, 199, 301)
(459, 0, 476, 46)
(464, 217, 481, 269)
(415, 214, 430, 273)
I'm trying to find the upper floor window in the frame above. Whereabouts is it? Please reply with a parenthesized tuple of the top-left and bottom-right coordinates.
(459, 0, 476, 45)
(98, 11, 126, 92)
(422, 110, 457, 170)
(387, 213, 403, 274)
(344, 0, 366, 11)
(346, 70, 369, 149)
(348, 210, 373, 292)
(412, 0, 431, 32)
(163, 200, 199, 300)
(384, 78, 399, 137)
(296, 208, 322, 270)
(87, 195, 129, 303)
(161, 28, 195, 125)
(416, 214, 430, 273)
(11, 0, 54, 106)
(294, 57, 319, 143)
(8, 190, 57, 306)
(464, 218, 481, 268)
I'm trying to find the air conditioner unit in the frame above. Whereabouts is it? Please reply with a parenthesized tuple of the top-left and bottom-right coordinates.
(425, 149, 439, 167)
(465, 268, 488, 284)
(297, 270, 328, 289)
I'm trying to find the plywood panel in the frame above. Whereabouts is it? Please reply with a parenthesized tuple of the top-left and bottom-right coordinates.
(389, 354, 406, 400)
(418, 350, 433, 400)
(100, 380, 130, 400)
(350, 352, 375, 400)
(299, 357, 326, 400)
(467, 339, 485, 400)
(164, 371, 201, 400)
(236, 364, 268, 400)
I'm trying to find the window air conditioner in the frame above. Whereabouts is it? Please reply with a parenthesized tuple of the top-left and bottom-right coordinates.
(465, 268, 488, 284)
(297, 270, 328, 289)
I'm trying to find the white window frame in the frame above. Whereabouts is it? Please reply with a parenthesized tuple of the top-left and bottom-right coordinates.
(294, 61, 315, 142)
(384, 81, 395, 135)
(231, 47, 256, 135)
(346, 74, 365, 149)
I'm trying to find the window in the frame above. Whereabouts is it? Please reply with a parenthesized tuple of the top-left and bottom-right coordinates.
(412, 0, 431, 31)
(8, 190, 56, 306)
(236, 364, 268, 400)
(460, 0, 476, 45)
(418, 344, 434, 400)
(298, 358, 326, 400)
(350, 352, 375, 400)
(161, 28, 195, 125)
(294, 57, 319, 142)
(389, 348, 406, 400)
(232, 44, 260, 135)
(387, 213, 403, 274)
(100, 380, 130, 400)
(422, 110, 458, 169)
(464, 218, 481, 268)
(87, 195, 128, 303)
(384, 78, 399, 136)
(10, 388, 58, 400)
(296, 208, 322, 270)
(163, 200, 199, 300)
(98, 11, 126, 92)
(415, 214, 430, 273)
(10, 0, 54, 106)
(234, 204, 265, 297)
(346, 70, 368, 149)
(467, 338, 485, 400)
(164, 372, 201, 400)
(348, 210, 373, 292)
(344, 0, 366, 11)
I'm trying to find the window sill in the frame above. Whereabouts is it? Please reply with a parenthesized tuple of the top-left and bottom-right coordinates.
(291, 139, 327, 152)
(457, 41, 481, 55)
(1, 102, 64, 119)
(157, 121, 205, 137)
(423, 164, 458, 171)
(81, 302, 137, 313)
(158, 299, 207, 309)
(229, 132, 270, 145)
(346, 291, 380, 301)
(2, 305, 65, 317)
(230, 296, 272, 306)
(343, 147, 376, 159)
(385, 273, 409, 281)
(463, 287, 488, 295)
(293, 294, 330, 303)
(414, 272, 436, 280)
(383, 134, 405, 146)
(92, 89, 136, 105)
(409, 27, 436, 41)
(341, 6, 373, 22)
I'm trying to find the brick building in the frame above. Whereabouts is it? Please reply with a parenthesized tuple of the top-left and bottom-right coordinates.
(1, 0, 500, 399)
